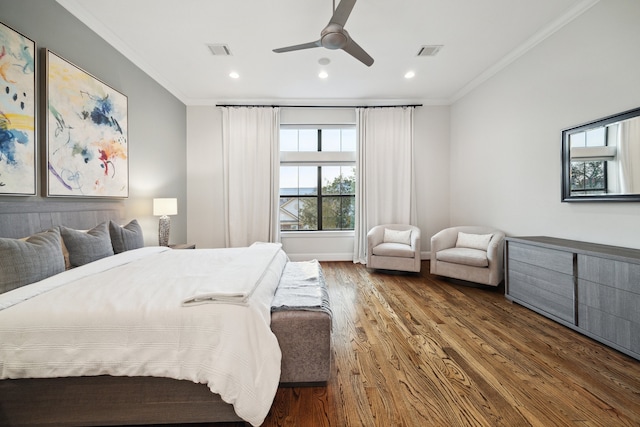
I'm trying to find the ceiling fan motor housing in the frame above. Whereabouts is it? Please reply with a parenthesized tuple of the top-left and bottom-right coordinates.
(321, 24, 349, 49)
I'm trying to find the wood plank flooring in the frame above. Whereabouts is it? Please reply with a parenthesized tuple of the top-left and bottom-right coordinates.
(216, 261, 640, 426)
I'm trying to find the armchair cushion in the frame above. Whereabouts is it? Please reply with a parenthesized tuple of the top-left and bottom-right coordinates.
(383, 228, 412, 245)
(455, 232, 493, 251)
(372, 242, 416, 258)
(436, 247, 488, 268)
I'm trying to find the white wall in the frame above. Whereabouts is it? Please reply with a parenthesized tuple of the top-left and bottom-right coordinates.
(186, 105, 451, 259)
(414, 106, 451, 255)
(449, 0, 640, 249)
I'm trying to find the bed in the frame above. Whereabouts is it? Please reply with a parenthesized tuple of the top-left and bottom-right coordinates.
(0, 203, 332, 426)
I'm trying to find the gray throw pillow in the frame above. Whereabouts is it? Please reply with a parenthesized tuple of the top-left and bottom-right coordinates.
(60, 222, 114, 267)
(0, 228, 65, 294)
(109, 219, 144, 253)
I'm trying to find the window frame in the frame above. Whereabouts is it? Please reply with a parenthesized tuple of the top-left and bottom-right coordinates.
(279, 126, 356, 232)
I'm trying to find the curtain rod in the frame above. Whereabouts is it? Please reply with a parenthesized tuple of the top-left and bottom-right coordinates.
(215, 104, 423, 109)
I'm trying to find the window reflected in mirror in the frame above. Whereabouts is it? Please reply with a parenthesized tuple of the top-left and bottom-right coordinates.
(562, 107, 640, 201)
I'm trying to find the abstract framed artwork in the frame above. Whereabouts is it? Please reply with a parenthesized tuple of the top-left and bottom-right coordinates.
(0, 21, 36, 196)
(45, 49, 128, 198)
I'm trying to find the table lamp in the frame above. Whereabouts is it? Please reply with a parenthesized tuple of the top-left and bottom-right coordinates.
(153, 198, 177, 246)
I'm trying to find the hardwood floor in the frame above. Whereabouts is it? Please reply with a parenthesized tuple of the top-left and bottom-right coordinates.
(260, 261, 640, 427)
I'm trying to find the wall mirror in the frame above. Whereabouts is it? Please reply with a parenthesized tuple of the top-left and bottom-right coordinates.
(562, 106, 640, 202)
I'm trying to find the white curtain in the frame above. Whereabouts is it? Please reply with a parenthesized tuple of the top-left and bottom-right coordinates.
(618, 117, 640, 194)
(221, 107, 280, 247)
(353, 107, 416, 264)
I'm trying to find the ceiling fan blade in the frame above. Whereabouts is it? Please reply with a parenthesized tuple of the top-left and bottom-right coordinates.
(342, 37, 374, 66)
(330, 0, 357, 27)
(273, 40, 322, 53)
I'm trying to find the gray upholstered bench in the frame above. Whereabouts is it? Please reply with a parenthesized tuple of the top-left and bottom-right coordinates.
(271, 260, 332, 385)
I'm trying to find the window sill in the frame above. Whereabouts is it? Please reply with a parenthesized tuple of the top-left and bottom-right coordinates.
(280, 230, 354, 238)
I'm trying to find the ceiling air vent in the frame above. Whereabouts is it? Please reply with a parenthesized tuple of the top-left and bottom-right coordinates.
(207, 44, 232, 56)
(416, 45, 443, 57)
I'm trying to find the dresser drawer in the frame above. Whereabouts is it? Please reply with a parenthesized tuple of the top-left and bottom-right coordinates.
(578, 255, 640, 294)
(578, 302, 637, 354)
(507, 260, 574, 323)
(508, 242, 574, 275)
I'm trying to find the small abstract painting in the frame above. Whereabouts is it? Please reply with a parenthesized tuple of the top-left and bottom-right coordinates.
(46, 49, 128, 198)
(0, 22, 36, 195)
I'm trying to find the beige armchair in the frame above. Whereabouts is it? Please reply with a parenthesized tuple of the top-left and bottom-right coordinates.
(367, 224, 421, 273)
(430, 226, 505, 286)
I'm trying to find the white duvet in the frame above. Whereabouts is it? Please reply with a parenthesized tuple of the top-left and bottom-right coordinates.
(0, 243, 288, 427)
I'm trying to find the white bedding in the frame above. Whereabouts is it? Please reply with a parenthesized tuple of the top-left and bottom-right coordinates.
(0, 243, 288, 427)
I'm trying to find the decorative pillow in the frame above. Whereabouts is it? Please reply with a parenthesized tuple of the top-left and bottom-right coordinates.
(455, 232, 493, 251)
(383, 228, 412, 246)
(109, 219, 144, 254)
(60, 222, 114, 267)
(0, 228, 65, 294)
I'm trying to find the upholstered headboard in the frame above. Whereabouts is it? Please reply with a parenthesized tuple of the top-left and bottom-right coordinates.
(0, 201, 125, 238)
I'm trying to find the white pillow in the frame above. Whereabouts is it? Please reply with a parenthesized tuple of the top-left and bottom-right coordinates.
(383, 228, 412, 246)
(455, 232, 493, 251)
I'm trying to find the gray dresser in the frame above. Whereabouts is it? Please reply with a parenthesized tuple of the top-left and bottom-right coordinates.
(505, 236, 640, 361)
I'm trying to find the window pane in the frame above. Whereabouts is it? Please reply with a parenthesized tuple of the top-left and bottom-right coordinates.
(299, 166, 318, 195)
(280, 129, 298, 151)
(570, 132, 586, 149)
(586, 127, 606, 147)
(279, 197, 299, 230)
(322, 166, 341, 194)
(322, 129, 341, 151)
(299, 129, 318, 151)
(342, 196, 355, 229)
(280, 166, 299, 195)
(298, 197, 318, 230)
(584, 161, 605, 189)
(341, 166, 355, 194)
(341, 129, 356, 152)
(322, 196, 355, 230)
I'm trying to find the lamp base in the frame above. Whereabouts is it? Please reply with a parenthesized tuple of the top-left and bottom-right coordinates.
(158, 215, 171, 246)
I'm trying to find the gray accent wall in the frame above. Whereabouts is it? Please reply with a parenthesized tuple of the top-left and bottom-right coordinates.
(0, 0, 187, 246)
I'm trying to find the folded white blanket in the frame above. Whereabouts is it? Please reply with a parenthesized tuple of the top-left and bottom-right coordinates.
(271, 259, 322, 309)
(181, 242, 284, 306)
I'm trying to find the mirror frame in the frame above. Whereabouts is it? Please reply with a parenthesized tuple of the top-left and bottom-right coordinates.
(562, 106, 640, 202)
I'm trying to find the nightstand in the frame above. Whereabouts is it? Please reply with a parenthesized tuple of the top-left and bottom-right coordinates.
(169, 243, 196, 249)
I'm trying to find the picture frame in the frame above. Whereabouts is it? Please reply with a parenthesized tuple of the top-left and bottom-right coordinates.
(45, 49, 128, 198)
(0, 21, 36, 196)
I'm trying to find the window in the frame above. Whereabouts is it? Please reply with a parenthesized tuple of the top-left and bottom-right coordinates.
(279, 127, 356, 231)
(569, 127, 607, 194)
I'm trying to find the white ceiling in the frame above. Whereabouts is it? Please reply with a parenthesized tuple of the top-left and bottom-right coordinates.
(57, 0, 597, 106)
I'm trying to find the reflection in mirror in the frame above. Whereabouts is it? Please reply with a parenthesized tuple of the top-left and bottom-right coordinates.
(562, 107, 640, 202)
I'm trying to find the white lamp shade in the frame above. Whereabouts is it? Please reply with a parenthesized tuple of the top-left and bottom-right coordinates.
(153, 198, 178, 216)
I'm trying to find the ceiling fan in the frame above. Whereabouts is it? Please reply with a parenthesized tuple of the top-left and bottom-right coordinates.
(272, 0, 374, 67)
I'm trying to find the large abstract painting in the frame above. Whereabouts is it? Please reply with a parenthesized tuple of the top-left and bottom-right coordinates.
(46, 49, 128, 198)
(0, 22, 36, 195)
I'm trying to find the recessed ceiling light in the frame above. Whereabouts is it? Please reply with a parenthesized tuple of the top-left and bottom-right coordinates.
(404, 71, 415, 79)
(229, 71, 240, 79)
(318, 57, 331, 65)
(319, 71, 329, 79)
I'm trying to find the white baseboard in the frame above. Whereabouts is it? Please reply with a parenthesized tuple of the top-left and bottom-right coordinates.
(286, 251, 432, 262)
(286, 252, 354, 262)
